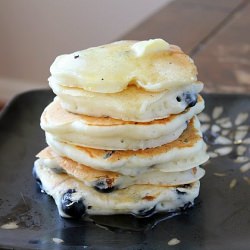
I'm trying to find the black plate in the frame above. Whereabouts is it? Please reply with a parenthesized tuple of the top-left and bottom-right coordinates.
(0, 90, 249, 250)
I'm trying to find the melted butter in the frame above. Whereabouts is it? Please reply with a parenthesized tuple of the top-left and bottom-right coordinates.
(132, 39, 170, 57)
(49, 39, 198, 93)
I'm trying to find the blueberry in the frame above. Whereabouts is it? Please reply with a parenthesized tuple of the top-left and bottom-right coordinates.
(176, 92, 198, 108)
(94, 179, 115, 193)
(176, 184, 191, 195)
(103, 150, 115, 159)
(176, 96, 182, 102)
(180, 202, 193, 211)
(61, 189, 85, 218)
(94, 185, 115, 193)
(51, 167, 66, 174)
(32, 167, 44, 192)
(203, 130, 219, 145)
(183, 92, 198, 108)
(179, 184, 191, 188)
(137, 206, 156, 217)
(176, 188, 187, 195)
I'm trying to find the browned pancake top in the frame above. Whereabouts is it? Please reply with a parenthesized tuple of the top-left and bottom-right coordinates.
(68, 117, 201, 162)
(42, 95, 202, 126)
(37, 147, 198, 187)
(38, 147, 120, 181)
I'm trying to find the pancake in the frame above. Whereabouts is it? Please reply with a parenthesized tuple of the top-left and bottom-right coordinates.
(50, 82, 203, 121)
(46, 116, 209, 176)
(33, 159, 200, 218)
(33, 38, 209, 218)
(41, 96, 204, 150)
(37, 147, 205, 190)
(49, 39, 199, 94)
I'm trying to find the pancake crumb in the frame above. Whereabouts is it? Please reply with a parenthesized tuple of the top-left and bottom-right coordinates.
(243, 176, 250, 185)
(52, 238, 64, 244)
(229, 179, 237, 189)
(240, 162, 250, 173)
(1, 221, 19, 230)
(213, 172, 227, 177)
(168, 238, 181, 246)
(192, 167, 197, 175)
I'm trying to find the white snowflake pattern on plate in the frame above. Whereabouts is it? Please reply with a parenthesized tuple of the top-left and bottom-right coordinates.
(199, 107, 250, 185)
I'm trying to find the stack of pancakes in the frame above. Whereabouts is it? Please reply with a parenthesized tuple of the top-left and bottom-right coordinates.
(33, 39, 209, 218)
